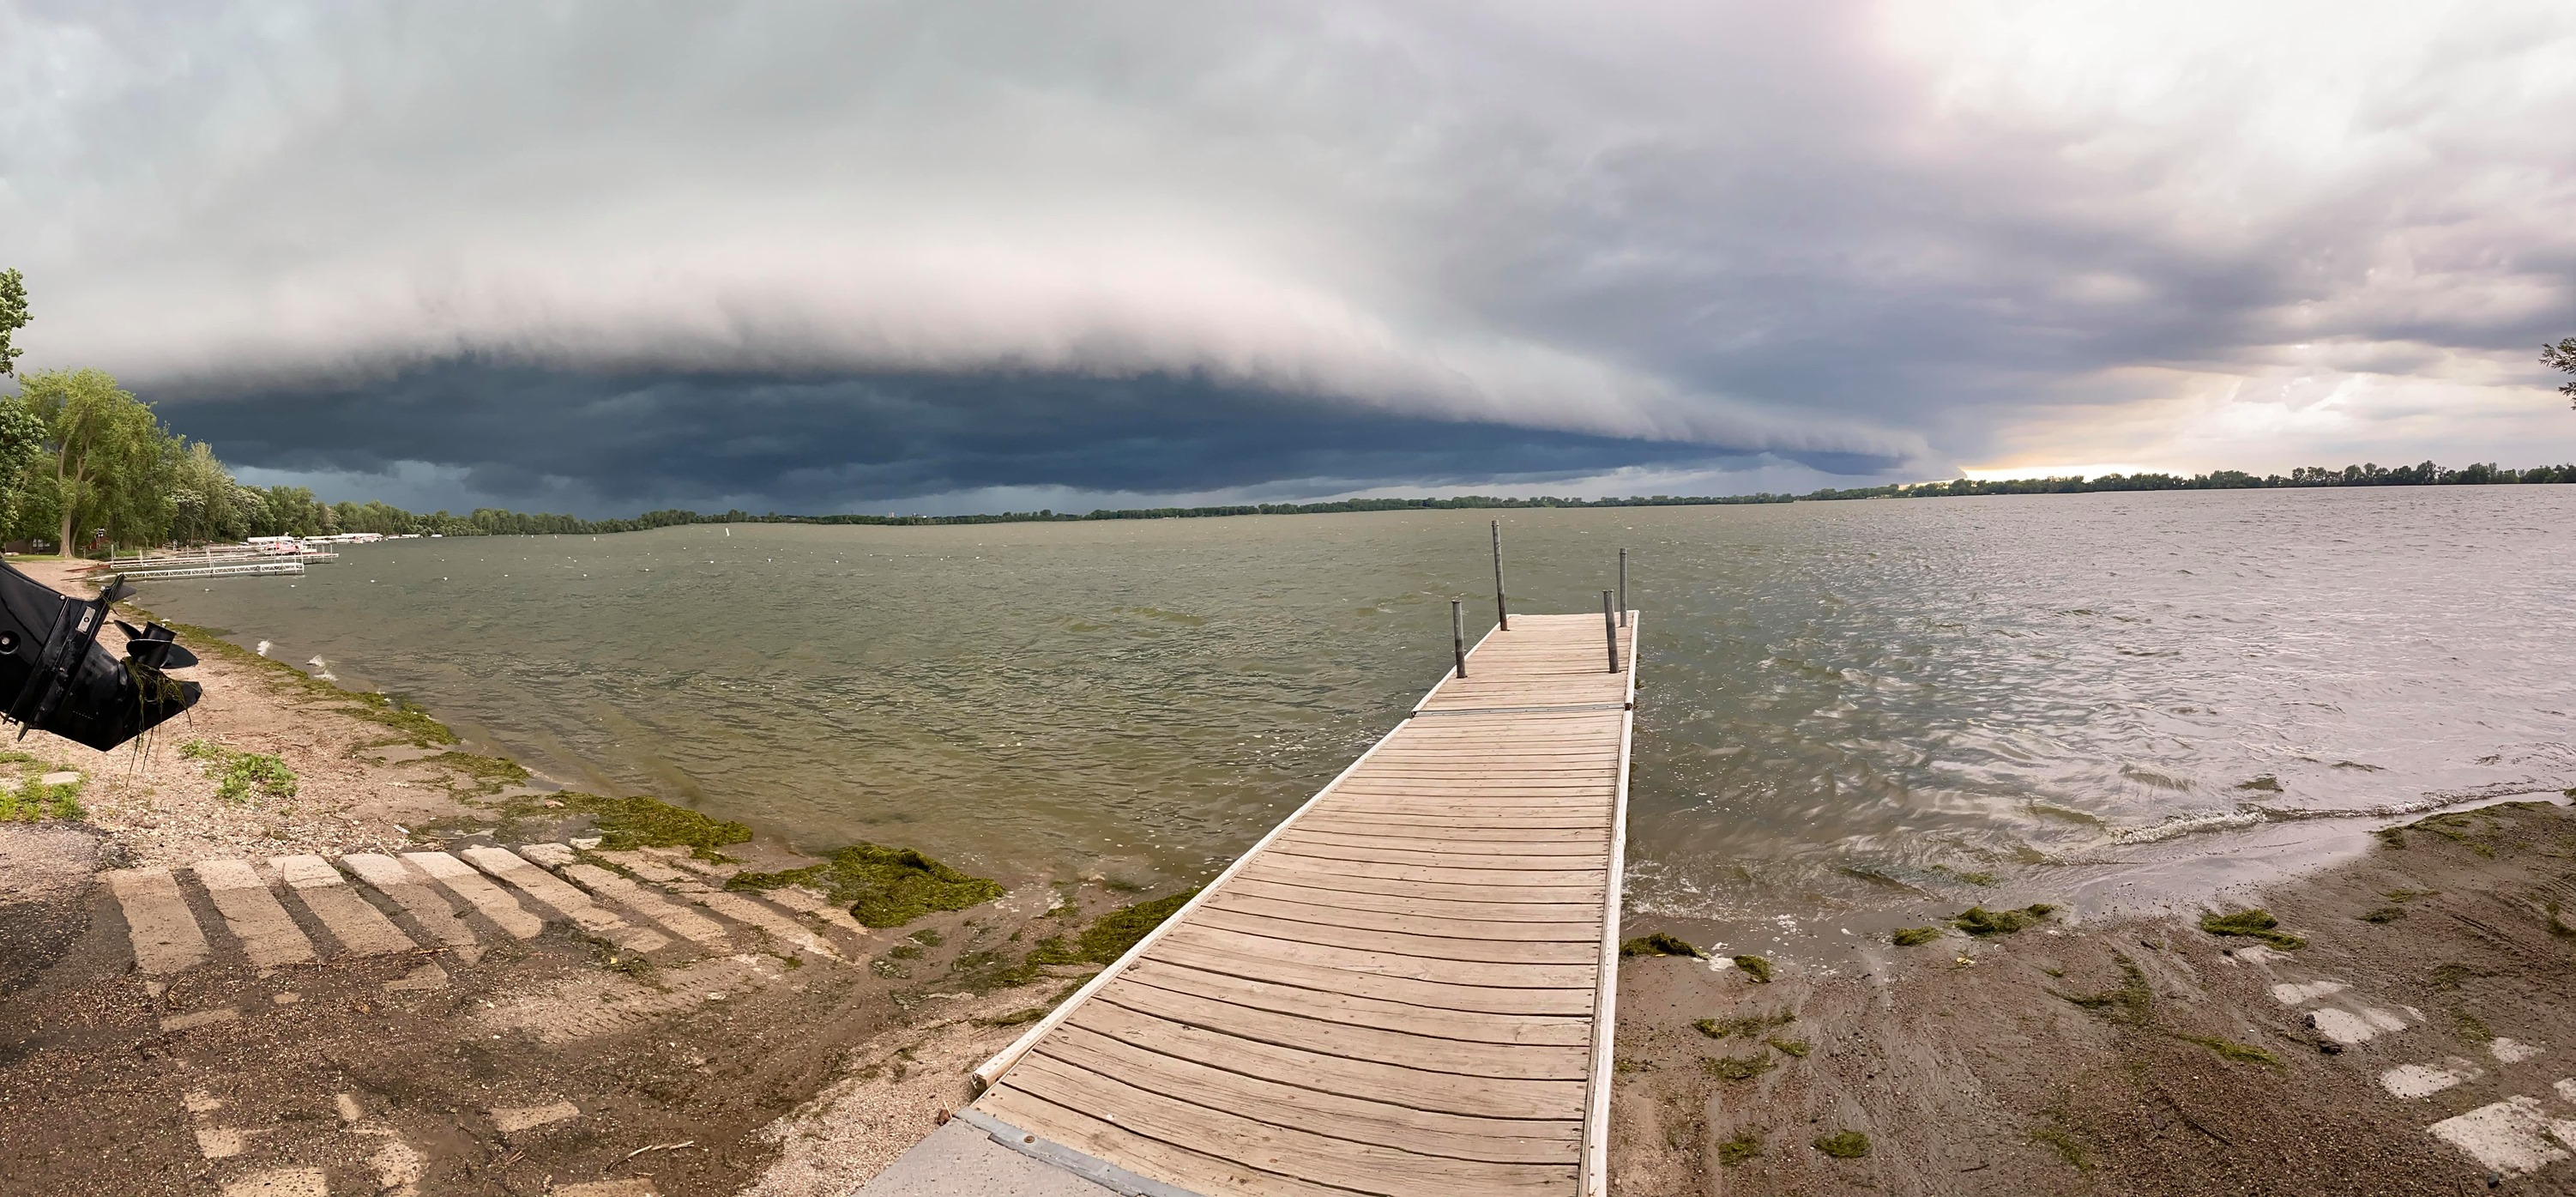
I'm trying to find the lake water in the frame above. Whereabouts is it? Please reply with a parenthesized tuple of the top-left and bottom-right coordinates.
(130, 487, 2576, 918)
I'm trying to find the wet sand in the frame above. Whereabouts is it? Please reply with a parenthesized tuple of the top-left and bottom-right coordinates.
(1609, 799, 2576, 1195)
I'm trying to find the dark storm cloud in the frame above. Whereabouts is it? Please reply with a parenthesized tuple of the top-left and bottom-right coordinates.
(6, 2, 2574, 506)
(164, 366, 1856, 511)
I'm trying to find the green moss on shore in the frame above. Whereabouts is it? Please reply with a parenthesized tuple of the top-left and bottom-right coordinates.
(1813, 1131, 1871, 1158)
(1620, 932, 1704, 958)
(1704, 1052, 1774, 1081)
(427, 752, 529, 795)
(1951, 904, 2056, 935)
(729, 842, 1003, 927)
(1029, 890, 1199, 965)
(2199, 908, 2306, 949)
(1694, 1010, 1793, 1039)
(2178, 1034, 2281, 1066)
(541, 791, 751, 855)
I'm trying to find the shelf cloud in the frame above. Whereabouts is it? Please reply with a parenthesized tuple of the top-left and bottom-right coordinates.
(6, 2, 2573, 511)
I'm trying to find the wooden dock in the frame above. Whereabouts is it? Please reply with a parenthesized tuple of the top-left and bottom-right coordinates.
(966, 610, 1638, 1196)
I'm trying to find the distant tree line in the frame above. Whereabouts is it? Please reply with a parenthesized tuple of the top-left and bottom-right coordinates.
(391, 459, 2576, 535)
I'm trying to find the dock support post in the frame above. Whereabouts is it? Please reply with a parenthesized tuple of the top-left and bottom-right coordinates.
(1602, 590, 1620, 672)
(1618, 548, 1627, 627)
(1492, 521, 1509, 632)
(1451, 599, 1469, 680)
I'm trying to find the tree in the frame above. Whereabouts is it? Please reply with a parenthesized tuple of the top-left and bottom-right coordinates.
(2548, 336, 2576, 408)
(166, 440, 250, 544)
(0, 269, 26, 377)
(15, 368, 173, 553)
(0, 399, 46, 538)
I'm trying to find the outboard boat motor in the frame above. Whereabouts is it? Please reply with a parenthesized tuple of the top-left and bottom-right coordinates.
(0, 563, 201, 750)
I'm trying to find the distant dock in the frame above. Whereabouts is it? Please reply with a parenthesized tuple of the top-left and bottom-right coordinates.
(874, 608, 1640, 1196)
(92, 545, 340, 581)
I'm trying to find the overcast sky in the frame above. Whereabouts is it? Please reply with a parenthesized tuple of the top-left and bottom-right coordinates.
(6, 2, 2573, 515)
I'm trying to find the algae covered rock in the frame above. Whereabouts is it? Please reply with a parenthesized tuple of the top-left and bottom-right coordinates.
(1620, 932, 1705, 958)
(1950, 904, 2056, 936)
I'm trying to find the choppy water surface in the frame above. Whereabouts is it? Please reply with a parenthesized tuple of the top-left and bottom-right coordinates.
(133, 487, 2576, 916)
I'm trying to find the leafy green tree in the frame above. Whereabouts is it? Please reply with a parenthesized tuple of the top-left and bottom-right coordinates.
(16, 368, 175, 553)
(166, 439, 251, 544)
(0, 269, 27, 378)
(0, 398, 47, 539)
(2548, 336, 2576, 408)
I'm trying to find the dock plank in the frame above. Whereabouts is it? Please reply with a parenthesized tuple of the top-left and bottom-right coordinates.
(1119, 957, 1594, 1046)
(1032, 1025, 1581, 1161)
(1064, 1001, 1586, 1116)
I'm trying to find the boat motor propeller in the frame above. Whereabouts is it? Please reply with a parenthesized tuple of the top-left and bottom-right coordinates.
(0, 564, 202, 750)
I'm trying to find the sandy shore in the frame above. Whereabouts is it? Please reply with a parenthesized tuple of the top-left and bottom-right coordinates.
(0, 559, 1099, 1196)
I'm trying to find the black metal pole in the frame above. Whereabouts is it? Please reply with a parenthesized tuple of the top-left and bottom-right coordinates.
(1618, 547, 1628, 627)
(1602, 590, 1619, 673)
(1491, 520, 1509, 632)
(1451, 599, 1468, 680)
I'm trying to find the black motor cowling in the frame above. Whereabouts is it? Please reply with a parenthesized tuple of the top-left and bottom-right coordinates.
(0, 563, 201, 751)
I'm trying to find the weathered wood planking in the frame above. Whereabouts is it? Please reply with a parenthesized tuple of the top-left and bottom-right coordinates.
(971, 611, 1638, 1196)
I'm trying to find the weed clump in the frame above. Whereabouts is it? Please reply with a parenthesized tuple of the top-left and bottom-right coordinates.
(1694, 1010, 1793, 1039)
(1028, 889, 1199, 965)
(549, 791, 750, 857)
(425, 752, 529, 795)
(1704, 1053, 1774, 1081)
(727, 841, 998, 927)
(1891, 927, 1942, 946)
(1620, 932, 1704, 958)
(2056, 957, 2151, 1024)
(2031, 1126, 2090, 1170)
(1813, 1131, 1871, 1159)
(2178, 1034, 2281, 1066)
(0, 775, 82, 823)
(1731, 954, 1773, 982)
(978, 1007, 1048, 1028)
(2199, 908, 2305, 949)
(1951, 904, 2055, 936)
(2547, 900, 2576, 940)
(1764, 1037, 1810, 1058)
(2358, 906, 2405, 924)
(2455, 1010, 2494, 1043)
(1716, 1132, 1763, 1167)
(181, 740, 298, 803)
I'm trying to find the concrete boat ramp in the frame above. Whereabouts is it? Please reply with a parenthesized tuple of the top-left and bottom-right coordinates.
(866, 610, 1640, 1196)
